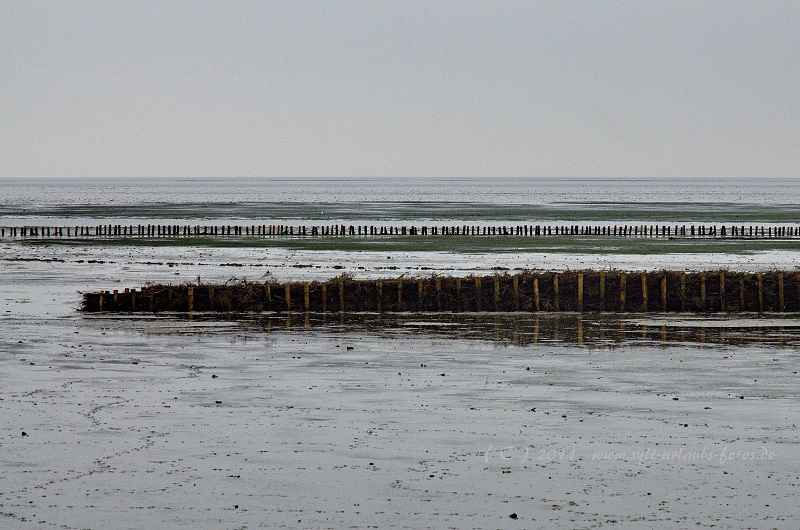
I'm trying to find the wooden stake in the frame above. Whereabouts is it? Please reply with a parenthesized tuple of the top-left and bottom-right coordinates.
(719, 271, 726, 311)
(553, 273, 559, 311)
(619, 273, 626, 312)
(376, 281, 383, 312)
(397, 279, 403, 310)
(778, 272, 785, 311)
(187, 286, 194, 312)
(680, 273, 686, 312)
(757, 273, 763, 313)
(285, 284, 291, 312)
(641, 272, 648, 311)
(797, 273, 800, 311)
(661, 275, 667, 312)
(339, 281, 345, 312)
(322, 283, 327, 313)
(494, 276, 500, 310)
(455, 278, 461, 312)
(533, 277, 540, 312)
(418, 280, 423, 311)
(599, 272, 605, 311)
(739, 277, 745, 311)
(304, 283, 310, 311)
(577, 273, 584, 311)
(513, 275, 520, 311)
(475, 277, 482, 311)
(700, 272, 707, 310)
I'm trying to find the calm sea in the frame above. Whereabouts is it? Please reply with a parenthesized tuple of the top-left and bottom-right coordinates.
(1, 177, 799, 223)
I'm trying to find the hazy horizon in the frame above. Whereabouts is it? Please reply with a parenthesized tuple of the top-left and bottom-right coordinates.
(2, 1, 799, 180)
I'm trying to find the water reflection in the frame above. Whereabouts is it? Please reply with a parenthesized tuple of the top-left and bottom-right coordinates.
(98, 311, 800, 348)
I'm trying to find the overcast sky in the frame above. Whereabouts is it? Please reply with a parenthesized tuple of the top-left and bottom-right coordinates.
(1, 1, 798, 179)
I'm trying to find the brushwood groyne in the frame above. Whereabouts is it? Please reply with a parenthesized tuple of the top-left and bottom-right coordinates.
(82, 270, 800, 314)
(5, 223, 800, 239)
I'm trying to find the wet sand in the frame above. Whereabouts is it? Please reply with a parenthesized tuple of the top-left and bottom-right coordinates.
(2, 243, 800, 528)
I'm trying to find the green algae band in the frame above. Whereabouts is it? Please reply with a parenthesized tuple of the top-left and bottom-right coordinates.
(81, 270, 800, 314)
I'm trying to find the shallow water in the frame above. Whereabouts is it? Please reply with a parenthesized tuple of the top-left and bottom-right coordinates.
(2, 178, 800, 528)
(3, 177, 800, 223)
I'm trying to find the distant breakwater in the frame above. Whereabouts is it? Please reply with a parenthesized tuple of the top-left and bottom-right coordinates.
(82, 270, 800, 314)
(4, 222, 800, 240)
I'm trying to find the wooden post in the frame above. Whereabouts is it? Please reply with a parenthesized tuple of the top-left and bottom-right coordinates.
(435, 278, 442, 311)
(778, 272, 785, 312)
(339, 281, 345, 312)
(285, 284, 291, 312)
(619, 273, 626, 312)
(187, 286, 194, 312)
(98, 293, 103, 312)
(719, 271, 726, 311)
(261, 285, 267, 312)
(599, 272, 605, 311)
(700, 273, 707, 310)
(417, 280, 424, 311)
(513, 275, 520, 311)
(757, 273, 763, 313)
(533, 277, 540, 312)
(661, 275, 667, 312)
(376, 281, 383, 312)
(494, 276, 500, 311)
(739, 277, 745, 311)
(321, 283, 327, 312)
(475, 277, 482, 311)
(397, 279, 403, 311)
(797, 273, 800, 311)
(553, 273, 559, 311)
(577, 273, 584, 311)
(641, 273, 648, 311)
(131, 290, 136, 311)
(304, 283, 310, 311)
(455, 278, 462, 312)
(680, 273, 686, 311)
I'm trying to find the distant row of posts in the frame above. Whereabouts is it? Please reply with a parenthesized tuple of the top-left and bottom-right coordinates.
(4, 223, 800, 239)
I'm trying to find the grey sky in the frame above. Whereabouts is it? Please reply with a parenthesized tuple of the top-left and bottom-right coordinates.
(1, 1, 798, 179)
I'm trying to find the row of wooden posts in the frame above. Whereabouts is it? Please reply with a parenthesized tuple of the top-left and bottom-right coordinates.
(6, 223, 800, 239)
(83, 270, 800, 314)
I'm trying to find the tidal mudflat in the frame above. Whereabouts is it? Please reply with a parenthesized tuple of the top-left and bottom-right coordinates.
(2, 244, 800, 529)
(2, 178, 800, 528)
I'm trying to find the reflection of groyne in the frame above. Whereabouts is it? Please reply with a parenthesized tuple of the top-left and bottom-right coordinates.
(81, 270, 800, 314)
(84, 312, 800, 347)
(4, 222, 800, 240)
(240, 313, 800, 348)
